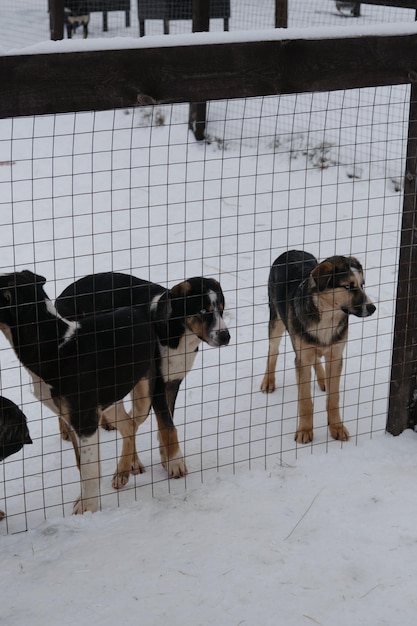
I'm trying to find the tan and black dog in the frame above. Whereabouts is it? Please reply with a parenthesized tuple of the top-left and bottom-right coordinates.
(261, 250, 375, 443)
(56, 273, 230, 488)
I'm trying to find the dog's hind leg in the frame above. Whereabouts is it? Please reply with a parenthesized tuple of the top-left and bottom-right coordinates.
(261, 314, 285, 393)
(104, 381, 152, 489)
(324, 344, 349, 441)
(71, 413, 100, 514)
(153, 377, 187, 478)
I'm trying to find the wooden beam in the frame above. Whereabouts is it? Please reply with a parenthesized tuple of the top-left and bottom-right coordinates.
(387, 83, 417, 434)
(358, 0, 417, 8)
(1, 33, 417, 118)
(189, 0, 211, 141)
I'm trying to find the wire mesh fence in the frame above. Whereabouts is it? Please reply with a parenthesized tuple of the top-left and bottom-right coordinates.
(0, 82, 406, 532)
(0, 1, 413, 532)
(1, 0, 417, 51)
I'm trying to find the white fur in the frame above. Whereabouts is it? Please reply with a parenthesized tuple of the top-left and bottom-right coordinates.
(159, 328, 200, 382)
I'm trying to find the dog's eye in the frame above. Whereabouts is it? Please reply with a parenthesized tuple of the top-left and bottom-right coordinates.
(344, 283, 356, 290)
(199, 308, 207, 315)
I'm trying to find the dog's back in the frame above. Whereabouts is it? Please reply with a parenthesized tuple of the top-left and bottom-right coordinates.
(268, 250, 317, 326)
(56, 272, 164, 320)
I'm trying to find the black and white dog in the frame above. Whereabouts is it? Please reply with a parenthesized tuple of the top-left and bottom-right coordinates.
(0, 271, 155, 514)
(56, 272, 231, 488)
(64, 2, 90, 39)
(0, 396, 32, 520)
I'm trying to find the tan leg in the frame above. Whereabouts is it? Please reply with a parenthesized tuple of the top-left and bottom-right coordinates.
(59, 415, 71, 441)
(314, 354, 326, 392)
(325, 344, 349, 441)
(294, 344, 316, 444)
(157, 419, 186, 478)
(261, 315, 285, 393)
(104, 378, 152, 489)
(99, 413, 116, 431)
(152, 378, 186, 477)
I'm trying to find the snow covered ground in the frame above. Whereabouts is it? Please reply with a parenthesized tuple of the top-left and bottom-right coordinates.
(1, 1, 417, 624)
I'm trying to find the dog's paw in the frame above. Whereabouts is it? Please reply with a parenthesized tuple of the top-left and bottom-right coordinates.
(295, 429, 314, 444)
(261, 375, 276, 393)
(112, 456, 146, 489)
(329, 424, 350, 441)
(112, 471, 130, 490)
(100, 418, 115, 431)
(316, 378, 326, 392)
(72, 496, 99, 515)
(162, 457, 188, 478)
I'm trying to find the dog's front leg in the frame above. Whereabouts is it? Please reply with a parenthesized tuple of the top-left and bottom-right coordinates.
(325, 345, 349, 442)
(294, 347, 315, 444)
(261, 316, 285, 393)
(153, 378, 187, 478)
(72, 428, 100, 514)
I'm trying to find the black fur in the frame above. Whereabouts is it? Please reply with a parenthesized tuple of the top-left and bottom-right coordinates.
(0, 396, 32, 462)
(0, 270, 156, 512)
(55, 272, 230, 483)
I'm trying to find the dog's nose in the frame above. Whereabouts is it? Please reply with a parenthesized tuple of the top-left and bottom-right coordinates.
(218, 328, 231, 346)
(366, 303, 376, 316)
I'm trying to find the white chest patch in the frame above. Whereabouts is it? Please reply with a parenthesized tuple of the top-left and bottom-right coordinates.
(159, 328, 201, 382)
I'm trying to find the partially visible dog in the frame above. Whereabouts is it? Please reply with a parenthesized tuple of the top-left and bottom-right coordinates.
(0, 396, 32, 520)
(0, 270, 155, 514)
(64, 2, 90, 39)
(56, 272, 231, 488)
(261, 250, 376, 443)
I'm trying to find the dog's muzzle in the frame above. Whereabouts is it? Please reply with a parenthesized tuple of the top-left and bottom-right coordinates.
(349, 301, 376, 318)
(206, 328, 231, 347)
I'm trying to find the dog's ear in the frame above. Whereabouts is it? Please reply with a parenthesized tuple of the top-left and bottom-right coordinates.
(347, 256, 363, 274)
(151, 290, 173, 346)
(20, 270, 46, 286)
(170, 281, 192, 301)
(151, 290, 172, 325)
(310, 260, 335, 291)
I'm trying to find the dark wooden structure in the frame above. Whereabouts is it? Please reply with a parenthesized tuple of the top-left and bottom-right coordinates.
(137, 0, 230, 37)
(1, 29, 417, 434)
(49, 0, 131, 38)
(335, 0, 417, 16)
(90, 0, 131, 32)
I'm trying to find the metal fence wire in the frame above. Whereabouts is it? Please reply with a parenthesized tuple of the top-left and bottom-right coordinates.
(0, 0, 413, 532)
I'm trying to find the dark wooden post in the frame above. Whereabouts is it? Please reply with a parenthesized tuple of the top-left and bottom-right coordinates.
(275, 0, 288, 27)
(189, 0, 210, 141)
(49, 0, 65, 41)
(387, 82, 417, 435)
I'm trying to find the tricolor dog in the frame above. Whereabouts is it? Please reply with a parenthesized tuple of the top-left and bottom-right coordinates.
(0, 270, 155, 514)
(261, 251, 375, 443)
(56, 273, 230, 488)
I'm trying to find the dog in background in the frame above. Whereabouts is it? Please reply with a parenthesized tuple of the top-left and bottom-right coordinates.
(56, 272, 231, 488)
(0, 396, 32, 520)
(64, 2, 90, 39)
(0, 270, 155, 514)
(261, 250, 376, 443)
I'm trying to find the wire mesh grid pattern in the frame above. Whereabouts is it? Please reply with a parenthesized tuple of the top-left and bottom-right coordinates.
(0, 80, 408, 533)
(1, 0, 417, 51)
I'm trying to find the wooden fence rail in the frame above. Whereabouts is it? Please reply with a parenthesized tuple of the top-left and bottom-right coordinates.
(1, 27, 417, 433)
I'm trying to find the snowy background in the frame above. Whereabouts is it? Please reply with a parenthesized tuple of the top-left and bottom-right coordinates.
(1, 1, 417, 624)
